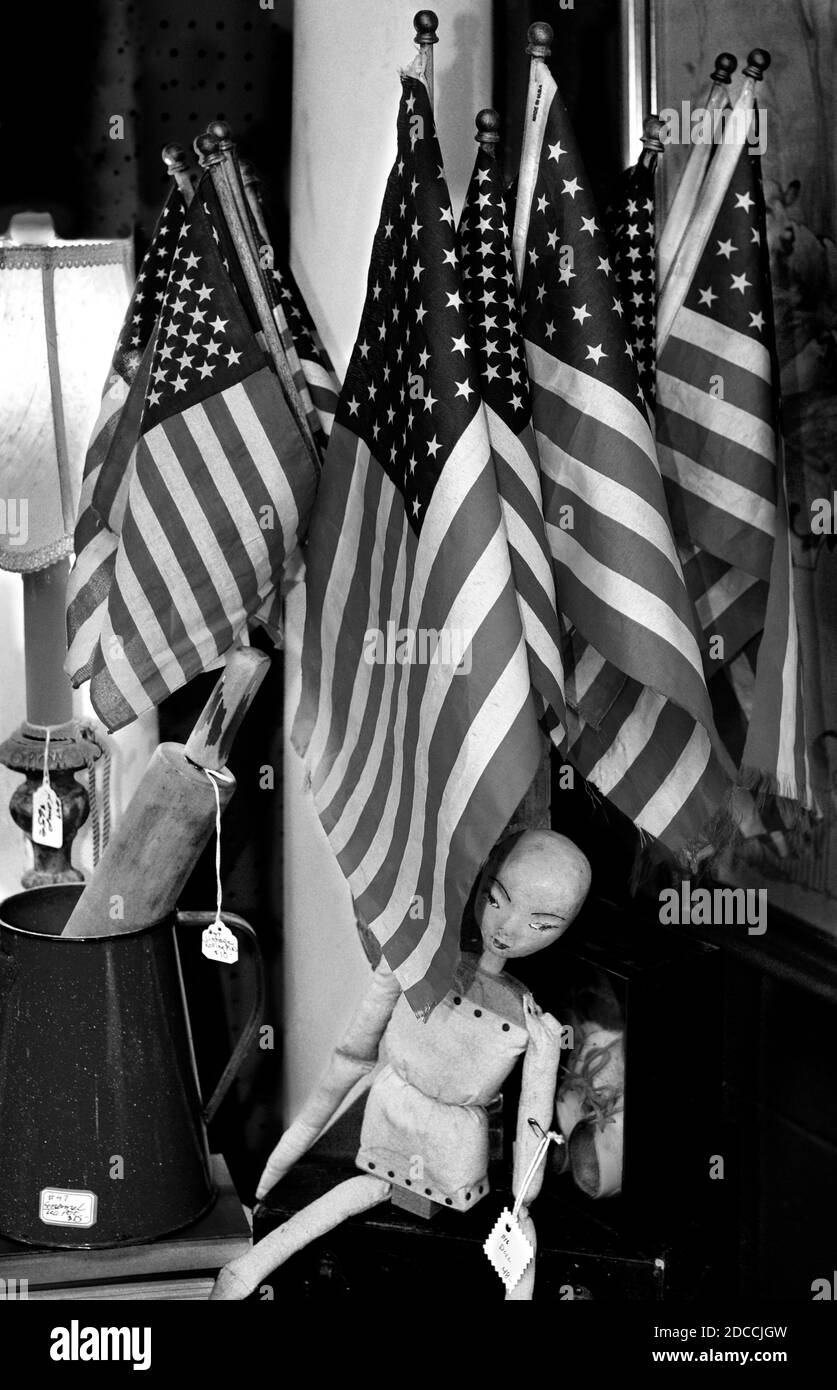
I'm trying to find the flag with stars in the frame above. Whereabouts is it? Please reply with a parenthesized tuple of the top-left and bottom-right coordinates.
(240, 185, 341, 449)
(512, 63, 733, 859)
(268, 261, 340, 445)
(66, 188, 187, 686)
(292, 74, 542, 1018)
(70, 174, 317, 731)
(656, 145, 813, 808)
(459, 136, 567, 743)
(606, 154, 657, 409)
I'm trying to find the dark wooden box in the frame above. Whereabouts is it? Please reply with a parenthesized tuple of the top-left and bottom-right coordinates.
(511, 901, 725, 1248)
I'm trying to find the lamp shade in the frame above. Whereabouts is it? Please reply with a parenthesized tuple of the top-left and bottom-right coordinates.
(0, 214, 133, 573)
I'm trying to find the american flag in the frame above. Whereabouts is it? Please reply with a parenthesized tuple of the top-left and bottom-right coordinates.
(606, 155, 656, 409)
(269, 262, 340, 444)
(512, 64, 732, 858)
(656, 144, 813, 809)
(70, 176, 317, 731)
(66, 189, 186, 685)
(459, 133, 567, 744)
(292, 75, 542, 1017)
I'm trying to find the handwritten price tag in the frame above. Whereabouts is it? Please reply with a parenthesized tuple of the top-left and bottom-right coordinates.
(32, 784, 63, 848)
(39, 1187, 98, 1228)
(483, 1207, 534, 1292)
(202, 921, 239, 965)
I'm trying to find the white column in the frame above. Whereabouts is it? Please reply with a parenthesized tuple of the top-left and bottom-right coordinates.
(283, 0, 493, 1119)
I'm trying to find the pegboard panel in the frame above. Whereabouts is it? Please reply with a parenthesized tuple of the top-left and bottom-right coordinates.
(78, 0, 294, 256)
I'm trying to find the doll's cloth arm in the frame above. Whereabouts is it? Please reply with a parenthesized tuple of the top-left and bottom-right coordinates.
(255, 958, 402, 1200)
(505, 997, 563, 1302)
(512, 995, 564, 1205)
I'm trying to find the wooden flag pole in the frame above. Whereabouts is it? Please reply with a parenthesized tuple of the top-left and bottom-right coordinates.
(239, 159, 271, 247)
(161, 143, 196, 205)
(194, 133, 321, 478)
(230, 147, 318, 436)
(413, 10, 439, 105)
(657, 49, 770, 355)
(475, 107, 501, 157)
(512, 22, 554, 290)
(656, 52, 737, 287)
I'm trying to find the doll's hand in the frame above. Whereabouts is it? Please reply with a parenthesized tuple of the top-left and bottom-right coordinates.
(523, 994, 563, 1053)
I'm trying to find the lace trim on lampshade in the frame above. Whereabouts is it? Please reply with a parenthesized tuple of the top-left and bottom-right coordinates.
(0, 242, 131, 271)
(0, 533, 73, 573)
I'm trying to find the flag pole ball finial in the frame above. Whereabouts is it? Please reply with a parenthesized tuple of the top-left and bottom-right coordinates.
(194, 133, 222, 167)
(640, 115, 665, 153)
(526, 23, 553, 58)
(161, 143, 188, 174)
(475, 108, 501, 151)
(206, 120, 234, 149)
(743, 49, 771, 80)
(711, 52, 737, 83)
(414, 11, 439, 44)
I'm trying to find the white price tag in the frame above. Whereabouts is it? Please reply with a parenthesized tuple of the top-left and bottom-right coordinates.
(40, 1187, 98, 1228)
(483, 1206, 534, 1292)
(32, 783, 63, 848)
(201, 921, 239, 965)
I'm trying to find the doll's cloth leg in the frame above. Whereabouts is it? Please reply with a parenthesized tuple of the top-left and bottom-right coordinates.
(210, 1175, 392, 1299)
(505, 1204, 537, 1302)
(256, 959, 402, 1200)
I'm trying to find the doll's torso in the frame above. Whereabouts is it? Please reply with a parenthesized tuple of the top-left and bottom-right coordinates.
(355, 954, 530, 1210)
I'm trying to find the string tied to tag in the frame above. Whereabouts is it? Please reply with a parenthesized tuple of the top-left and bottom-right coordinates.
(512, 1122, 564, 1219)
(205, 768, 224, 928)
(201, 768, 238, 965)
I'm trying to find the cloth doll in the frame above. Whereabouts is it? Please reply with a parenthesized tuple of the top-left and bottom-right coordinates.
(210, 828, 592, 1300)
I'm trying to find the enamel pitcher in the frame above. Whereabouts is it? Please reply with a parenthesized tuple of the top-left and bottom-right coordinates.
(0, 883, 264, 1249)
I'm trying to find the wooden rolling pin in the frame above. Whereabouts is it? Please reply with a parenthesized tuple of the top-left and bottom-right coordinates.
(62, 648, 270, 938)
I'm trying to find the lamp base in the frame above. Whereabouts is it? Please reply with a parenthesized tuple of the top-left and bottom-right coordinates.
(0, 722, 102, 888)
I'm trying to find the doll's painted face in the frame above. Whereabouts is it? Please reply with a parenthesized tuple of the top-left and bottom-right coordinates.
(476, 830, 591, 963)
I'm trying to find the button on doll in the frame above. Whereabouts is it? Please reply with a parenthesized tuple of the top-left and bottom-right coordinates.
(211, 829, 592, 1301)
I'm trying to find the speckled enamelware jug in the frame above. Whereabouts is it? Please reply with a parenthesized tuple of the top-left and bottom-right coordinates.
(0, 884, 264, 1248)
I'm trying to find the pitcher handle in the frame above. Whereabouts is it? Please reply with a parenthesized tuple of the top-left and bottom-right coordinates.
(176, 910, 267, 1125)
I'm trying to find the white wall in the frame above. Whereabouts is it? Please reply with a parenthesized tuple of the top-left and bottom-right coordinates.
(282, 0, 493, 1118)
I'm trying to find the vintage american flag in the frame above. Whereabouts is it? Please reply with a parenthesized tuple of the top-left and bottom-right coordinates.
(70, 175, 317, 731)
(512, 65, 732, 857)
(656, 144, 813, 808)
(292, 75, 543, 1017)
(606, 154, 656, 409)
(269, 262, 340, 444)
(459, 135, 567, 744)
(66, 188, 186, 685)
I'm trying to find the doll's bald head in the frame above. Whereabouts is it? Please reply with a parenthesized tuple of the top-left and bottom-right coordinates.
(476, 829, 592, 964)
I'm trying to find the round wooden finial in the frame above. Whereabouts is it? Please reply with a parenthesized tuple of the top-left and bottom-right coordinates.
(475, 108, 501, 152)
(194, 132, 222, 167)
(206, 119, 235, 149)
(161, 143, 189, 175)
(743, 49, 771, 80)
(526, 22, 553, 58)
(711, 52, 737, 84)
(414, 11, 439, 44)
(640, 114, 665, 154)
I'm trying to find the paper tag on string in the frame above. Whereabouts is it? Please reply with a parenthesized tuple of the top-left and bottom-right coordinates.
(32, 729, 63, 847)
(483, 1126, 563, 1291)
(32, 783, 63, 847)
(201, 920, 239, 964)
(483, 1207, 534, 1292)
(200, 767, 238, 965)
